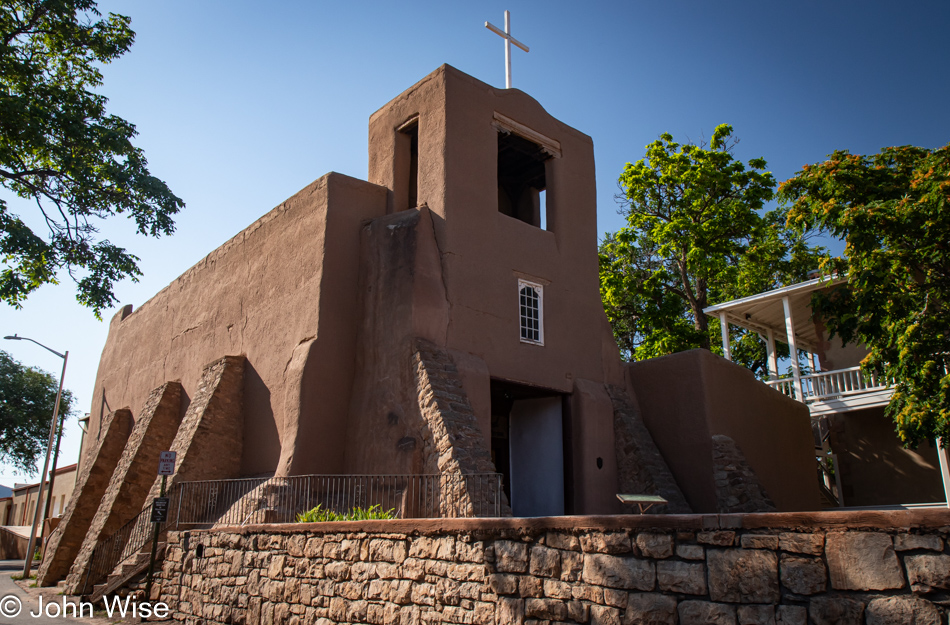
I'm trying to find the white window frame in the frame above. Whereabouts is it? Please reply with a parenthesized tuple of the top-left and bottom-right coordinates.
(518, 279, 544, 346)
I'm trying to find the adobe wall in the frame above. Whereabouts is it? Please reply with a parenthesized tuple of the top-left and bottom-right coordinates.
(363, 66, 625, 514)
(812, 317, 870, 371)
(829, 406, 946, 507)
(157, 510, 950, 625)
(342, 208, 450, 476)
(627, 349, 820, 513)
(83, 173, 388, 479)
(367, 65, 624, 396)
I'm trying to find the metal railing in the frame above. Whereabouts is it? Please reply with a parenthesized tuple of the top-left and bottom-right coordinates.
(176, 473, 505, 526)
(80, 472, 502, 595)
(81, 485, 182, 596)
(766, 366, 892, 403)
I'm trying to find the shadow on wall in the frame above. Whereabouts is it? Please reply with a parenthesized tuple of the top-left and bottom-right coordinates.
(240, 361, 278, 477)
(829, 408, 946, 506)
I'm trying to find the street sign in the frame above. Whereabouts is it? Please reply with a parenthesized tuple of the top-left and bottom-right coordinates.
(158, 450, 176, 475)
(151, 497, 169, 523)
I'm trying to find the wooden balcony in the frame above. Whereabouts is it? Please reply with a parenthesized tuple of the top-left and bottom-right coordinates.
(765, 366, 894, 416)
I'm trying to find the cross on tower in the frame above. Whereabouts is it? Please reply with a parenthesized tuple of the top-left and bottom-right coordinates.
(485, 10, 530, 89)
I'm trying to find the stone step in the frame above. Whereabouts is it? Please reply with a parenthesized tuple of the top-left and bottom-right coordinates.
(88, 542, 166, 605)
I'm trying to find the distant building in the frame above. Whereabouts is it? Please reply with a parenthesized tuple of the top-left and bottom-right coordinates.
(4, 464, 78, 528)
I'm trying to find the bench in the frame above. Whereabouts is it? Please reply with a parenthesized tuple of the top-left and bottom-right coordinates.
(616, 494, 667, 514)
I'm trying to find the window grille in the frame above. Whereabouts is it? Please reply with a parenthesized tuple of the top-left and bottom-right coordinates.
(518, 281, 543, 345)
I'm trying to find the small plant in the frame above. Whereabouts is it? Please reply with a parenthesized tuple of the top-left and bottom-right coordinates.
(346, 504, 398, 520)
(296, 504, 396, 523)
(11, 573, 36, 581)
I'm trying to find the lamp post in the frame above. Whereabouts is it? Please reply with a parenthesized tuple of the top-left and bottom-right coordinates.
(3, 335, 68, 578)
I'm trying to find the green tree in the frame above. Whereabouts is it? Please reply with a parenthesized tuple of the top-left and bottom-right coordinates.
(780, 143, 950, 446)
(0, 0, 184, 317)
(600, 124, 825, 377)
(0, 349, 73, 475)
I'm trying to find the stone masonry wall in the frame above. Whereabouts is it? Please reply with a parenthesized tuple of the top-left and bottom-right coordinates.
(608, 385, 691, 515)
(63, 381, 182, 593)
(712, 435, 777, 514)
(157, 510, 950, 625)
(413, 340, 510, 517)
(144, 355, 245, 508)
(37, 408, 133, 586)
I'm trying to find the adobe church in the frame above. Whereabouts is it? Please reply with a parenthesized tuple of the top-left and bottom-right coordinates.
(38, 66, 818, 590)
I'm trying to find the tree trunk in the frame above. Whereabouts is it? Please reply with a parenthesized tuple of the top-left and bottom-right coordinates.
(694, 304, 711, 350)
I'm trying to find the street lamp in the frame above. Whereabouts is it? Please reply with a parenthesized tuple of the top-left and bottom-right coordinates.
(3, 334, 68, 578)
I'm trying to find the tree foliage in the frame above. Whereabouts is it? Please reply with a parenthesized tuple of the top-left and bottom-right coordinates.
(781, 143, 950, 446)
(600, 124, 825, 377)
(0, 349, 73, 475)
(0, 0, 184, 317)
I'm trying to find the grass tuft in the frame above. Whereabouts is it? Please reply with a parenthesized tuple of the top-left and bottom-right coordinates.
(296, 504, 397, 522)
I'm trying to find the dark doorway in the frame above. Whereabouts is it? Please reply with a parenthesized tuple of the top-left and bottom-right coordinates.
(490, 380, 571, 516)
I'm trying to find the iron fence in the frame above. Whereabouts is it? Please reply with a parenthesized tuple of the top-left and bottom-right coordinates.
(80, 472, 502, 596)
(176, 472, 504, 526)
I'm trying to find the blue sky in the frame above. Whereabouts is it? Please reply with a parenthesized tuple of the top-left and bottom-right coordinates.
(2, 0, 949, 484)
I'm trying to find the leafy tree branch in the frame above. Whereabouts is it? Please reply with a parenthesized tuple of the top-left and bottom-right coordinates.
(780, 143, 950, 446)
(0, 0, 184, 317)
(0, 349, 73, 475)
(600, 124, 826, 377)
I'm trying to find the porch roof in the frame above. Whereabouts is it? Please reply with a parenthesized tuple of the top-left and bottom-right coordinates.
(702, 276, 846, 353)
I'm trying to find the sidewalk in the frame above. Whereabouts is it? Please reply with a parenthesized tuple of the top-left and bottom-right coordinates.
(0, 560, 175, 624)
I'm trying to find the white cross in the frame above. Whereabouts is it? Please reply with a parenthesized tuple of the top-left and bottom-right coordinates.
(485, 10, 529, 89)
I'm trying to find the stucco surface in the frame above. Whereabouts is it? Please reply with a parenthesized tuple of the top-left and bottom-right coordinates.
(368, 66, 623, 394)
(829, 406, 945, 506)
(343, 208, 448, 476)
(358, 66, 637, 512)
(83, 173, 388, 478)
(628, 349, 819, 512)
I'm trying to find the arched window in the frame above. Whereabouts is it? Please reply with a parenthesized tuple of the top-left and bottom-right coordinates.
(518, 280, 543, 345)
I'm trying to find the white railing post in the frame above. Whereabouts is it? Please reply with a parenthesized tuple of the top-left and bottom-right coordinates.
(938, 438, 950, 509)
(782, 296, 803, 401)
(766, 328, 778, 380)
(719, 312, 731, 361)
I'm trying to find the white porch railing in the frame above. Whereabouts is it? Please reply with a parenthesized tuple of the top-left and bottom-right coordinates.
(766, 366, 892, 403)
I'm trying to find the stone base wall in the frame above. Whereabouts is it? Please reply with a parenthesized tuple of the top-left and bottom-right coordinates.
(157, 510, 950, 625)
(712, 435, 777, 514)
(608, 385, 691, 514)
(37, 408, 133, 587)
(413, 340, 510, 517)
(63, 381, 182, 593)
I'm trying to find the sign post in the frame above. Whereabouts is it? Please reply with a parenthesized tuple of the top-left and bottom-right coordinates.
(145, 451, 176, 599)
